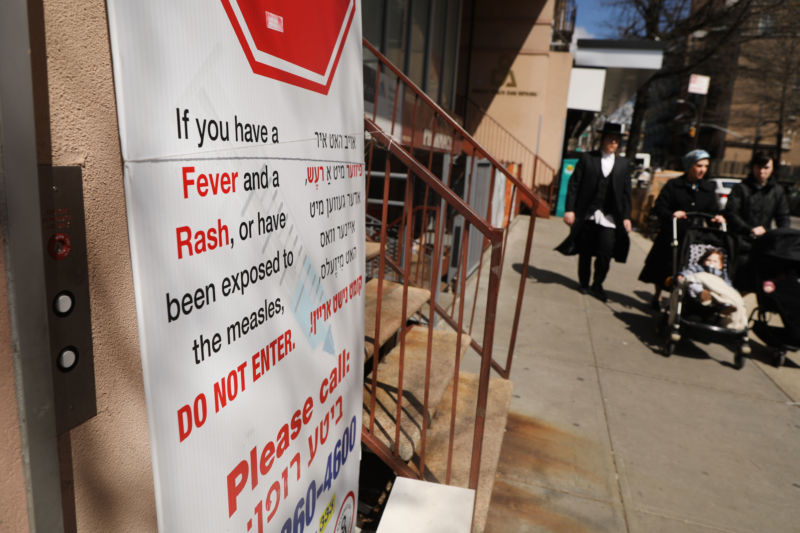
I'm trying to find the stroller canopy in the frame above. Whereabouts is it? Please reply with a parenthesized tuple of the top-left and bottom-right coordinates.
(751, 228, 800, 262)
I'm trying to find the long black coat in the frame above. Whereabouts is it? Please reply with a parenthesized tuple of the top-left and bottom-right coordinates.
(638, 174, 720, 287)
(556, 151, 632, 262)
(724, 175, 791, 289)
(724, 175, 791, 242)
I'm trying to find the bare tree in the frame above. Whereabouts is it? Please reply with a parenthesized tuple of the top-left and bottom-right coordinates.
(730, 1, 800, 163)
(604, 0, 758, 157)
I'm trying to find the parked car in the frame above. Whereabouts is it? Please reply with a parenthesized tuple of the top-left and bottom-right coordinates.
(709, 177, 742, 209)
(632, 167, 652, 188)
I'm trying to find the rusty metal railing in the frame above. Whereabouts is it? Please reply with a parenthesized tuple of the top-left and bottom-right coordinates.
(365, 205, 441, 288)
(466, 98, 558, 210)
(361, 38, 550, 500)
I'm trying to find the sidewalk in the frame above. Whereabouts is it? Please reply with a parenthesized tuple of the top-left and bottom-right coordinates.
(470, 215, 800, 532)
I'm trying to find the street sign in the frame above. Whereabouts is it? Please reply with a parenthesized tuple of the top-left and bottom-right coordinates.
(688, 74, 710, 95)
(221, 0, 356, 94)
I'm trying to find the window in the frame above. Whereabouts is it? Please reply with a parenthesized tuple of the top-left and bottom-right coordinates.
(364, 0, 462, 111)
(363, 0, 385, 47)
(407, 0, 431, 88)
(758, 14, 776, 35)
(385, 0, 409, 68)
(426, 0, 447, 100)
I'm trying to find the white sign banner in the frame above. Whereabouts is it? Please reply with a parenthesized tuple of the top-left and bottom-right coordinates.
(106, 2, 364, 531)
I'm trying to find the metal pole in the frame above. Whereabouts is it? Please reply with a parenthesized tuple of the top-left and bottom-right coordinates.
(0, 0, 65, 530)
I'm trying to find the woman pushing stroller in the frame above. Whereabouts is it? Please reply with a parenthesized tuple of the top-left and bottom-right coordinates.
(640, 149, 751, 364)
(638, 149, 726, 309)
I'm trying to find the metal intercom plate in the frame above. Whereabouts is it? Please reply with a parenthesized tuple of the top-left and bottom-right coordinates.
(39, 165, 96, 434)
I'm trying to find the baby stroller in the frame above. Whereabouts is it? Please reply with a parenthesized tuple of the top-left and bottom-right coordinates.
(747, 228, 800, 367)
(662, 213, 750, 368)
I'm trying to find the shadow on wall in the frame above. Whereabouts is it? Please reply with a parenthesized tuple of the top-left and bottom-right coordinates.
(456, 0, 549, 134)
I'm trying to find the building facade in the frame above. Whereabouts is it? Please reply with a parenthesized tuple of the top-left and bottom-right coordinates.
(1, 1, 574, 531)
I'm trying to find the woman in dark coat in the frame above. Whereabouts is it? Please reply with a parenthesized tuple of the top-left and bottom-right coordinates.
(724, 151, 791, 291)
(638, 149, 725, 308)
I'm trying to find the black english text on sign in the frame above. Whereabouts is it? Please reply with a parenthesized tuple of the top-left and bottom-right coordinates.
(175, 108, 280, 149)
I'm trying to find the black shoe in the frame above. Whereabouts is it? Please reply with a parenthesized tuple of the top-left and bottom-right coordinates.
(591, 284, 608, 302)
(579, 284, 590, 294)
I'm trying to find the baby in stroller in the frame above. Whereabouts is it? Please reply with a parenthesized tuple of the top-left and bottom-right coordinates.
(677, 247, 747, 330)
(662, 213, 750, 365)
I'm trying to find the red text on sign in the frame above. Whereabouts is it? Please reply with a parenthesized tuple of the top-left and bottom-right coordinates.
(226, 396, 314, 517)
(307, 395, 343, 466)
(251, 329, 294, 383)
(182, 166, 238, 198)
(319, 349, 351, 404)
(177, 393, 208, 443)
(310, 275, 362, 334)
(176, 219, 230, 259)
(213, 360, 248, 413)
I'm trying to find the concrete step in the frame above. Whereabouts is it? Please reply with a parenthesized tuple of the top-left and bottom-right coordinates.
(366, 240, 381, 262)
(363, 326, 471, 462)
(377, 477, 475, 533)
(364, 278, 431, 358)
(416, 373, 513, 533)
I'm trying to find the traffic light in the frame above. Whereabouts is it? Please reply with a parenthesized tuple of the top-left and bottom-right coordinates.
(689, 126, 696, 138)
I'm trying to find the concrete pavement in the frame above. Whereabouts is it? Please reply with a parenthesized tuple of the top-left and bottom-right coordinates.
(465, 215, 800, 532)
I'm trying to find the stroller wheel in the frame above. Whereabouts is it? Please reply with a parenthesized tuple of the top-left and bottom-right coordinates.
(663, 341, 675, 357)
(733, 349, 745, 370)
(774, 350, 786, 368)
(740, 342, 751, 355)
(656, 313, 667, 335)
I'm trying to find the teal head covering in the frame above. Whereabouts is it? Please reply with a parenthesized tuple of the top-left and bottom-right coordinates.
(681, 149, 710, 170)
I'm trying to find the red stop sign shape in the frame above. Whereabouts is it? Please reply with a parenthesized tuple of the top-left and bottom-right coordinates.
(221, 0, 356, 94)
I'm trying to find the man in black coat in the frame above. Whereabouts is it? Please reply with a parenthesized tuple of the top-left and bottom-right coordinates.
(556, 123, 633, 302)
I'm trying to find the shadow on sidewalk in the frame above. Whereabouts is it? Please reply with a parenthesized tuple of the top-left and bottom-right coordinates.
(513, 263, 653, 313)
(614, 309, 724, 361)
(742, 339, 800, 369)
(510, 263, 764, 366)
(512, 262, 580, 291)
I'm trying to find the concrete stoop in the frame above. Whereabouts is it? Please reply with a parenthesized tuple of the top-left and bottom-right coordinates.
(362, 325, 471, 461)
(365, 241, 381, 262)
(415, 373, 513, 533)
(364, 278, 430, 358)
(363, 242, 513, 533)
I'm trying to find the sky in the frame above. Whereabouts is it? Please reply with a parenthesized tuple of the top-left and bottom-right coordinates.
(572, 0, 621, 43)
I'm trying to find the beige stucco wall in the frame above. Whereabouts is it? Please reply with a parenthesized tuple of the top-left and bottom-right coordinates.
(539, 51, 572, 174)
(467, 0, 571, 185)
(0, 233, 30, 533)
(41, 0, 156, 530)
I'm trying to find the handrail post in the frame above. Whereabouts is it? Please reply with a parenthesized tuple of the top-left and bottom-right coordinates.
(496, 214, 536, 377)
(469, 235, 504, 489)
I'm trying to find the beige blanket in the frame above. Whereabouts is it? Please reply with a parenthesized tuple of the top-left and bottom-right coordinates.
(682, 272, 747, 330)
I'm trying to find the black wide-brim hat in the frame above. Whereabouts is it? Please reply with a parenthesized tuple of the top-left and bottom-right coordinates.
(597, 122, 624, 136)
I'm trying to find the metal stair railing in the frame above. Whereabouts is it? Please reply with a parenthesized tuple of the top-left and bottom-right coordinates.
(361, 37, 548, 495)
(366, 205, 441, 288)
(465, 98, 558, 208)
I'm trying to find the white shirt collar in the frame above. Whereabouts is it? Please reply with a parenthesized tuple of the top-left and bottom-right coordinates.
(601, 152, 615, 177)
